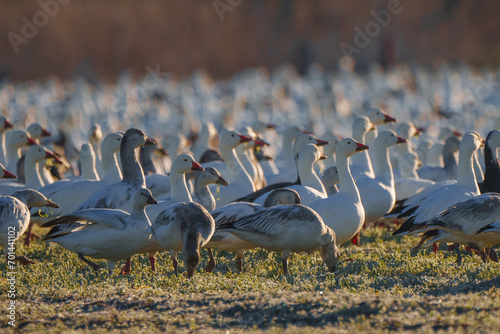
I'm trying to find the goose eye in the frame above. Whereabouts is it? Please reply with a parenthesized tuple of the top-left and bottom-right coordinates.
(347, 141, 351, 144)
(231, 134, 235, 137)
(184, 159, 188, 162)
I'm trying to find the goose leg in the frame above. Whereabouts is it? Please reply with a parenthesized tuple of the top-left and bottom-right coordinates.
(454, 244, 462, 265)
(236, 249, 244, 273)
(119, 258, 132, 275)
(350, 232, 361, 246)
(480, 247, 488, 264)
(204, 248, 216, 273)
(488, 248, 498, 262)
(148, 252, 157, 272)
(432, 243, 439, 255)
(282, 250, 291, 276)
(78, 253, 100, 271)
(24, 222, 35, 247)
(170, 251, 178, 276)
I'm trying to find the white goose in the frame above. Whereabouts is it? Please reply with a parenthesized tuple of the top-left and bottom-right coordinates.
(79, 144, 99, 181)
(308, 138, 369, 245)
(393, 132, 483, 236)
(0, 117, 14, 165)
(27, 123, 53, 186)
(321, 166, 339, 196)
(252, 144, 327, 206)
(1, 189, 59, 264)
(350, 116, 375, 179)
(4, 130, 36, 173)
(414, 193, 500, 263)
(42, 188, 157, 274)
(356, 131, 407, 224)
(151, 202, 215, 278)
(217, 203, 339, 276)
(206, 188, 300, 272)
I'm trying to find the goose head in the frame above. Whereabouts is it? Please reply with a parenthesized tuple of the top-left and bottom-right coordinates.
(353, 116, 375, 140)
(0, 116, 13, 132)
(459, 131, 483, 155)
(133, 188, 158, 209)
(322, 133, 340, 156)
(195, 167, 228, 187)
(12, 189, 59, 208)
(122, 128, 156, 151)
(7, 130, 36, 149)
(336, 138, 369, 158)
(219, 131, 252, 151)
(171, 154, 204, 174)
(101, 132, 123, 155)
(0, 163, 16, 179)
(26, 145, 56, 164)
(366, 108, 397, 125)
(485, 130, 500, 150)
(27, 123, 51, 140)
(374, 130, 407, 149)
(263, 188, 300, 207)
(321, 166, 339, 187)
(396, 121, 418, 140)
(293, 134, 329, 159)
(320, 241, 340, 273)
(89, 124, 103, 143)
(443, 136, 460, 155)
(298, 144, 326, 166)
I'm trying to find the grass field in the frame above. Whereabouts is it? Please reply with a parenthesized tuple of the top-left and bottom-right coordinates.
(1, 226, 500, 333)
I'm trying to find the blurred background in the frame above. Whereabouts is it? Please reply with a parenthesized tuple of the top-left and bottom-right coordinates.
(1, 0, 500, 81)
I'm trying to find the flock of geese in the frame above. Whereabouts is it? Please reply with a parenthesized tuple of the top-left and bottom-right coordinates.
(1, 63, 500, 277)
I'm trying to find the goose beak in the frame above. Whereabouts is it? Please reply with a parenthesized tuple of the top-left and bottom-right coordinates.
(383, 114, 397, 123)
(53, 156, 64, 165)
(319, 154, 327, 160)
(27, 137, 37, 146)
(2, 168, 16, 179)
(355, 143, 370, 152)
(481, 139, 486, 147)
(303, 130, 313, 135)
(266, 123, 276, 129)
(45, 151, 56, 159)
(369, 126, 376, 131)
(415, 127, 425, 136)
(238, 135, 252, 143)
(45, 200, 59, 208)
(216, 176, 229, 186)
(4, 120, 13, 129)
(41, 128, 51, 137)
(145, 137, 156, 146)
(191, 161, 204, 172)
(147, 196, 158, 205)
(396, 136, 407, 144)
(315, 138, 330, 146)
(253, 138, 270, 147)
(453, 131, 462, 137)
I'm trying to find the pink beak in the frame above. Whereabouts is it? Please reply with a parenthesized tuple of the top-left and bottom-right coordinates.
(396, 136, 407, 144)
(41, 128, 51, 137)
(45, 151, 56, 159)
(239, 135, 253, 143)
(4, 120, 13, 129)
(355, 142, 370, 151)
(27, 137, 37, 146)
(191, 161, 204, 172)
(383, 114, 397, 123)
(2, 168, 16, 179)
(315, 138, 330, 146)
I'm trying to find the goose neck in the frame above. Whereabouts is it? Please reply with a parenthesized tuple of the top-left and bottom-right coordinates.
(24, 158, 44, 189)
(457, 147, 479, 192)
(483, 143, 500, 182)
(372, 144, 394, 186)
(102, 151, 122, 183)
(170, 171, 192, 203)
(297, 157, 325, 194)
(194, 182, 215, 212)
(336, 154, 361, 203)
(121, 144, 145, 188)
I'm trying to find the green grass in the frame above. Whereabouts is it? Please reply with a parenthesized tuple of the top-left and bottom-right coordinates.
(1, 226, 500, 333)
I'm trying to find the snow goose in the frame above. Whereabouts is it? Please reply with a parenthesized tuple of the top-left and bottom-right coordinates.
(321, 166, 339, 196)
(417, 136, 460, 182)
(4, 130, 36, 172)
(151, 202, 215, 278)
(75, 128, 155, 211)
(356, 131, 407, 224)
(350, 116, 375, 179)
(393, 132, 483, 236)
(205, 131, 255, 208)
(393, 121, 422, 177)
(308, 138, 369, 245)
(79, 144, 99, 181)
(365, 108, 397, 157)
(0, 117, 13, 165)
(235, 127, 268, 189)
(88, 124, 103, 178)
(413, 193, 500, 263)
(478, 130, 500, 194)
(206, 188, 300, 273)
(42, 188, 157, 274)
(192, 167, 228, 212)
(1, 189, 58, 264)
(217, 204, 339, 276)
(252, 144, 327, 205)
(145, 154, 204, 221)
(27, 124, 53, 186)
